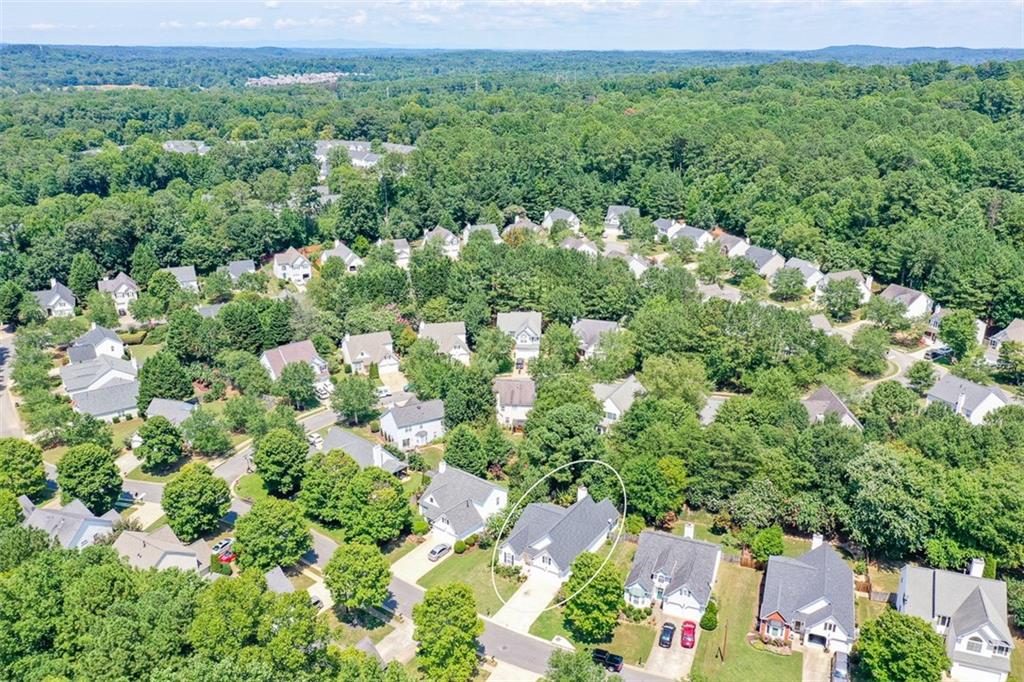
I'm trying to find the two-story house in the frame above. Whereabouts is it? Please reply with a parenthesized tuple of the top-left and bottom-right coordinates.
(378, 238, 412, 269)
(603, 205, 636, 241)
(571, 319, 620, 359)
(320, 240, 364, 272)
(781, 257, 824, 291)
(560, 236, 600, 257)
(97, 272, 139, 315)
(68, 325, 125, 364)
(423, 226, 462, 259)
(494, 377, 536, 429)
(160, 266, 201, 293)
(419, 321, 471, 366)
(497, 311, 543, 370)
(260, 340, 333, 394)
(897, 560, 1015, 682)
(716, 232, 750, 258)
(879, 283, 934, 319)
(30, 279, 76, 318)
(341, 331, 400, 375)
(926, 375, 1010, 426)
(272, 248, 312, 285)
(220, 259, 256, 284)
(624, 527, 722, 621)
(801, 385, 862, 430)
(741, 245, 786, 279)
(542, 208, 581, 234)
(592, 374, 644, 432)
(462, 223, 503, 245)
(314, 427, 407, 477)
(379, 398, 446, 450)
(60, 355, 138, 396)
(814, 270, 873, 305)
(418, 461, 507, 542)
(675, 225, 714, 252)
(114, 526, 211, 575)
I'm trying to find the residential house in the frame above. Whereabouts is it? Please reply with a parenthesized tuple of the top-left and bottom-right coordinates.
(809, 314, 835, 335)
(504, 215, 542, 236)
(114, 526, 211, 575)
(498, 488, 620, 580)
(272, 248, 312, 285)
(312, 184, 340, 207)
(605, 247, 650, 278)
(987, 318, 1023, 360)
(379, 398, 446, 451)
(653, 218, 683, 241)
(315, 427, 407, 476)
(378, 238, 412, 269)
(260, 340, 333, 393)
(418, 461, 507, 542)
(571, 319, 620, 359)
(814, 270, 873, 305)
(542, 208, 581, 234)
(131, 398, 196, 447)
(624, 527, 722, 621)
(162, 140, 210, 155)
(60, 355, 138, 395)
(221, 259, 257, 284)
(675, 225, 714, 252)
(159, 266, 200, 293)
(423, 226, 462, 259)
(742, 246, 786, 279)
(698, 282, 742, 304)
(462, 223, 502, 245)
(313, 139, 343, 178)
(19, 496, 118, 549)
(897, 560, 1015, 682)
(494, 377, 536, 429)
(320, 240, 364, 272)
(496, 311, 543, 370)
(381, 142, 416, 155)
(716, 233, 750, 258)
(782, 258, 824, 290)
(560, 236, 600, 257)
(341, 331, 400, 376)
(67, 325, 124, 364)
(195, 303, 224, 319)
(30, 279, 76, 318)
(758, 538, 856, 653)
(592, 374, 644, 431)
(97, 272, 139, 315)
(71, 380, 140, 422)
(265, 566, 295, 594)
(801, 385, 862, 429)
(603, 205, 636, 240)
(928, 307, 986, 348)
(926, 375, 1010, 426)
(349, 149, 382, 168)
(419, 321, 471, 365)
(879, 284, 934, 319)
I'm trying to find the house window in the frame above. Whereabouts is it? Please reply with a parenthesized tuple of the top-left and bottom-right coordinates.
(936, 615, 950, 628)
(966, 637, 984, 653)
(994, 645, 1010, 657)
(503, 552, 514, 565)
(767, 622, 784, 638)
(793, 621, 803, 633)
(541, 556, 551, 566)
(401, 439, 410, 447)
(823, 622, 836, 632)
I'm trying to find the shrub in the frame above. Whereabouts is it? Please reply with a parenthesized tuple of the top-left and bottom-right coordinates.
(209, 555, 232, 575)
(453, 539, 467, 554)
(369, 419, 380, 432)
(621, 603, 652, 622)
(853, 560, 868, 575)
(411, 517, 430, 535)
(406, 452, 425, 471)
(625, 514, 645, 535)
(700, 599, 719, 631)
(494, 563, 523, 582)
(145, 325, 168, 344)
(465, 534, 478, 547)
(112, 416, 120, 424)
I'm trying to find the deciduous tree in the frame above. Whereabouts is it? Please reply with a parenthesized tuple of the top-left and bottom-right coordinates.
(56, 443, 121, 514)
(323, 542, 391, 611)
(412, 583, 483, 682)
(564, 551, 623, 643)
(135, 415, 183, 472)
(234, 497, 312, 570)
(253, 427, 308, 496)
(163, 462, 230, 542)
(855, 610, 950, 682)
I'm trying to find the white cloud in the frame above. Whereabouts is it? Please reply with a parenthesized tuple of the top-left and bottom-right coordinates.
(412, 13, 442, 24)
(159, 20, 184, 29)
(196, 16, 263, 29)
(29, 22, 56, 30)
(346, 9, 368, 25)
(274, 17, 335, 29)
(264, 0, 281, 7)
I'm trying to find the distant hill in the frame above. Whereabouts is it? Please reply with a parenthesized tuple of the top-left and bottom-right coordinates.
(1, 43, 1022, 90)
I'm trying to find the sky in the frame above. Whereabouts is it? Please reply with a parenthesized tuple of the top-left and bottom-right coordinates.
(2, 0, 1022, 51)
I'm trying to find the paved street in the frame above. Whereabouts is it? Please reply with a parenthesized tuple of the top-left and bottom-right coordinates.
(0, 329, 25, 438)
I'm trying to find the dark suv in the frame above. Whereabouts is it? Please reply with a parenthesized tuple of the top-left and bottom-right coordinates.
(658, 622, 676, 648)
(592, 648, 624, 673)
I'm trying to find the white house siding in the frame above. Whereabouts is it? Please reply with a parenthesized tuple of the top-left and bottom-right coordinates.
(803, 618, 853, 654)
(93, 404, 139, 423)
(950, 663, 1007, 682)
(92, 339, 125, 360)
(662, 590, 706, 622)
(48, 300, 75, 318)
(497, 403, 531, 427)
(380, 414, 445, 451)
(905, 296, 934, 319)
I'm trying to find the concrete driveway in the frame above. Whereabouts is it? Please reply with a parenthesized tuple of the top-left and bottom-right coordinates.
(489, 661, 541, 682)
(801, 644, 832, 682)
(644, 619, 699, 679)
(491, 571, 564, 634)
(390, 533, 451, 584)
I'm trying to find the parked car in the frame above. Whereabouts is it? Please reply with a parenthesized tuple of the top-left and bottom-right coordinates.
(211, 538, 234, 554)
(375, 386, 392, 398)
(831, 651, 850, 681)
(218, 550, 237, 563)
(428, 544, 451, 562)
(680, 621, 697, 648)
(306, 432, 323, 446)
(592, 649, 624, 673)
(658, 622, 676, 648)
(310, 595, 324, 609)
(925, 346, 952, 360)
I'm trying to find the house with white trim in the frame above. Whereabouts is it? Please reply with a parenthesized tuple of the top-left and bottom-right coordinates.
(716, 233, 750, 258)
(320, 240, 364, 272)
(341, 331, 400, 376)
(494, 377, 536, 429)
(68, 325, 124, 364)
(571, 319, 620, 359)
(380, 399, 446, 450)
(624, 527, 721, 621)
(260, 340, 333, 393)
(542, 208, 581, 234)
(30, 279, 76, 318)
(592, 374, 644, 431)
(97, 272, 139, 315)
(419, 461, 507, 542)
(378, 239, 412, 269)
(272, 248, 312, 285)
(814, 270, 873, 305)
(675, 225, 714, 252)
(781, 257, 824, 290)
(423, 226, 461, 259)
(462, 223, 502, 245)
(419, 321, 471, 365)
(160, 266, 200, 293)
(497, 311, 543, 370)
(879, 283, 934, 319)
(926, 375, 1010, 426)
(19, 496, 118, 549)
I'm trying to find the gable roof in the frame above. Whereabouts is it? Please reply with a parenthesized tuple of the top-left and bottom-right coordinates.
(494, 377, 537, 408)
(927, 374, 1010, 413)
(879, 283, 929, 308)
(383, 398, 445, 429)
(196, 303, 224, 319)
(900, 565, 1013, 649)
(161, 265, 198, 286)
(496, 311, 542, 336)
(145, 398, 196, 427)
(676, 225, 711, 244)
(97, 272, 139, 294)
(31, 280, 76, 308)
(783, 257, 822, 280)
(273, 247, 309, 267)
(261, 340, 324, 378)
(60, 355, 137, 393)
(717, 233, 747, 250)
(652, 218, 676, 233)
(162, 139, 210, 155)
(626, 530, 720, 608)
(321, 241, 361, 265)
(424, 226, 458, 244)
(571, 319, 620, 351)
(592, 374, 644, 414)
(698, 282, 742, 303)
(420, 464, 503, 536)
(503, 495, 620, 571)
(222, 259, 256, 281)
(343, 331, 396, 366)
(464, 223, 501, 242)
(72, 380, 139, 418)
(802, 385, 861, 428)
(419, 321, 468, 355)
(820, 269, 867, 286)
(265, 566, 296, 594)
(991, 319, 1024, 345)
(504, 216, 542, 233)
(113, 525, 210, 572)
(605, 205, 634, 220)
(74, 325, 120, 349)
(379, 238, 411, 255)
(318, 427, 407, 475)
(759, 544, 855, 637)
(743, 245, 782, 270)
(560, 236, 598, 254)
(546, 207, 577, 222)
(20, 496, 118, 548)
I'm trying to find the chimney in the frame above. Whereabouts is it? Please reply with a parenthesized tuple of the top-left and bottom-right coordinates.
(50, 278, 57, 288)
(955, 390, 967, 415)
(811, 533, 824, 550)
(576, 485, 589, 502)
(438, 460, 447, 474)
(684, 522, 695, 539)
(968, 558, 985, 578)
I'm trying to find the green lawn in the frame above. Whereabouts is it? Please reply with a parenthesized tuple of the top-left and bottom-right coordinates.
(143, 514, 168, 532)
(692, 562, 802, 682)
(125, 464, 178, 483)
(43, 417, 143, 465)
(329, 609, 395, 648)
(385, 536, 421, 565)
(868, 563, 902, 593)
(1012, 636, 1024, 682)
(236, 473, 270, 503)
(530, 607, 656, 667)
(856, 597, 889, 628)
(128, 343, 163, 365)
(417, 547, 520, 617)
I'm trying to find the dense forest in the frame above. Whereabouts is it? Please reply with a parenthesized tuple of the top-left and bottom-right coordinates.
(2, 58, 1024, 323)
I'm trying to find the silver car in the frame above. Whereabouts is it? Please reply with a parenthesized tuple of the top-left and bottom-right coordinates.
(428, 544, 451, 562)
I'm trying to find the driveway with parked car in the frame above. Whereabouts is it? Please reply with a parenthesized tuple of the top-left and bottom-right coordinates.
(644, 616, 699, 679)
(390, 532, 452, 583)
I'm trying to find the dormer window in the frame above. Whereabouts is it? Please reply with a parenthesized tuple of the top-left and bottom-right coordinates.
(994, 645, 1010, 657)
(966, 637, 984, 653)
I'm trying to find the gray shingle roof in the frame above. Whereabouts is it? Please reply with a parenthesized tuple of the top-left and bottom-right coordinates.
(20, 496, 118, 548)
(676, 225, 710, 244)
(560, 236, 598, 253)
(419, 321, 468, 355)
(379, 238, 411, 256)
(145, 398, 196, 427)
(592, 375, 644, 414)
(97, 272, 139, 294)
(67, 345, 97, 363)
(991, 319, 1024, 345)
(879, 283, 929, 308)
(605, 205, 634, 220)
(222, 259, 256, 281)
(546, 208, 577, 222)
(717, 233, 746, 250)
(571, 319, 620, 352)
(420, 464, 503, 536)
(802, 385, 861, 428)
(272, 247, 308, 267)
(424, 226, 458, 244)
(504, 216, 541, 233)
(464, 224, 501, 242)
(626, 530, 720, 608)
(743, 245, 781, 270)
(321, 241, 361, 265)
(195, 303, 224, 319)
(503, 495, 620, 572)
(820, 269, 866, 286)
(162, 140, 210, 155)
(318, 427, 407, 475)
(759, 544, 855, 637)
(783, 257, 821, 280)
(384, 399, 445, 430)
(809, 314, 833, 333)
(72, 380, 139, 418)
(265, 566, 295, 594)
(73, 326, 120, 349)
(926, 374, 1010, 413)
(161, 265, 198, 286)
(31, 280, 76, 309)
(113, 525, 210, 572)
(698, 282, 742, 303)
(494, 377, 536, 408)
(343, 331, 396, 367)
(653, 218, 675, 233)
(496, 311, 542, 336)
(60, 355, 137, 393)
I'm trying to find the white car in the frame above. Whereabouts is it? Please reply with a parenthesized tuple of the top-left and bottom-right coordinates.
(375, 386, 392, 399)
(211, 538, 234, 554)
